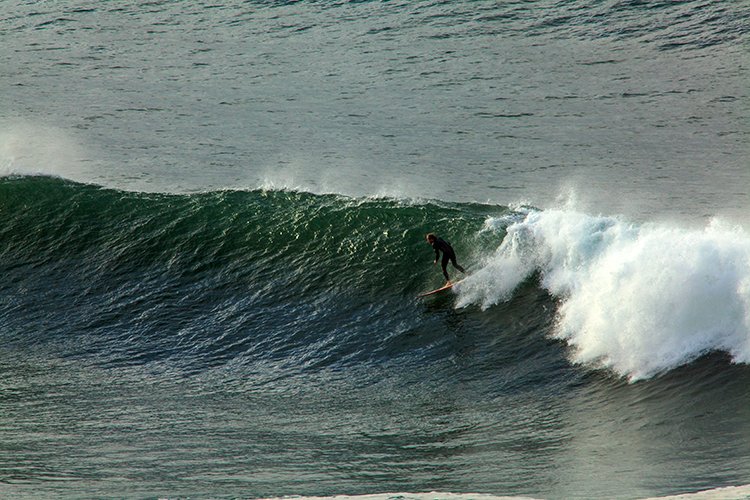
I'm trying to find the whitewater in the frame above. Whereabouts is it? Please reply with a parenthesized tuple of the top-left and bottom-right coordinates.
(472, 208, 750, 383)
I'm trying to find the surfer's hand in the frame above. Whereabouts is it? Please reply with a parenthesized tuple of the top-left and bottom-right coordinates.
(433, 260, 437, 265)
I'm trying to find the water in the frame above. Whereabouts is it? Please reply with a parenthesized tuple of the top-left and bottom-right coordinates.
(1, 1, 750, 499)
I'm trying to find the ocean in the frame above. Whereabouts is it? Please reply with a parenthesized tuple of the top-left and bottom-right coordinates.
(1, 1, 749, 499)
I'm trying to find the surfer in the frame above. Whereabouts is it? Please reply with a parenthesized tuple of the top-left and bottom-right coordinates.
(426, 233, 465, 285)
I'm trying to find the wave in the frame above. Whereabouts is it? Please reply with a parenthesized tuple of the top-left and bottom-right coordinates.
(3, 175, 750, 382)
(458, 206, 750, 381)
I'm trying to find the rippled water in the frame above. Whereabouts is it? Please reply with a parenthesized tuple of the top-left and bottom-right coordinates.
(2, 1, 750, 499)
(2, 0, 748, 219)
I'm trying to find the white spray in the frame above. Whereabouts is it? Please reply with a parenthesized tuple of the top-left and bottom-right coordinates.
(0, 121, 91, 180)
(458, 208, 750, 381)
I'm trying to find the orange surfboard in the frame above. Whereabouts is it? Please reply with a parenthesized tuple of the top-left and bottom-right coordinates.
(417, 279, 464, 298)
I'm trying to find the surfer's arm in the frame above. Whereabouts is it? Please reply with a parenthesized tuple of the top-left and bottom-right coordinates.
(433, 246, 440, 263)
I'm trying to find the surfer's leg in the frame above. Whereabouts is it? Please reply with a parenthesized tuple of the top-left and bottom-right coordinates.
(449, 255, 465, 273)
(441, 255, 451, 282)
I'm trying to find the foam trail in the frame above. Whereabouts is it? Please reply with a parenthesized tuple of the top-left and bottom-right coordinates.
(458, 208, 750, 380)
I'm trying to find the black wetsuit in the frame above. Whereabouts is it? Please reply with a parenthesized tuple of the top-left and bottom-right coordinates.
(431, 237, 465, 281)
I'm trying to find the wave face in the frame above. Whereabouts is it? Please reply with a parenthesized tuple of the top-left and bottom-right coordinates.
(0, 176, 510, 378)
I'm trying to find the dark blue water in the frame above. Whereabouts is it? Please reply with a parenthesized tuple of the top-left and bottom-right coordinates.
(1, 1, 750, 498)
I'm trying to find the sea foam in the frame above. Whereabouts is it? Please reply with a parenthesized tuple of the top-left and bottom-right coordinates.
(458, 208, 750, 380)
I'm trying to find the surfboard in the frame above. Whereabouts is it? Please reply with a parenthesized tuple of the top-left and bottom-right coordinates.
(417, 280, 463, 298)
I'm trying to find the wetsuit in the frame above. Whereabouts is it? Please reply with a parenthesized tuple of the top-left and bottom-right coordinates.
(431, 237, 465, 281)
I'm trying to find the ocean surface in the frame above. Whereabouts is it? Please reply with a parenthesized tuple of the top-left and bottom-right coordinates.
(1, 1, 749, 499)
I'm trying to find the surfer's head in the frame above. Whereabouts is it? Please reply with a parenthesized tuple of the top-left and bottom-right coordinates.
(426, 233, 436, 244)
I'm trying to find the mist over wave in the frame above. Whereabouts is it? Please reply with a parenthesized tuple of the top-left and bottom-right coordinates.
(460, 207, 750, 380)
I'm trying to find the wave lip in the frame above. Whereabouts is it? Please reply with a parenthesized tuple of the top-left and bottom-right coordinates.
(461, 209, 750, 381)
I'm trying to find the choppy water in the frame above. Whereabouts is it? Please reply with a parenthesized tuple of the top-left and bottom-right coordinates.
(1, 1, 750, 499)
